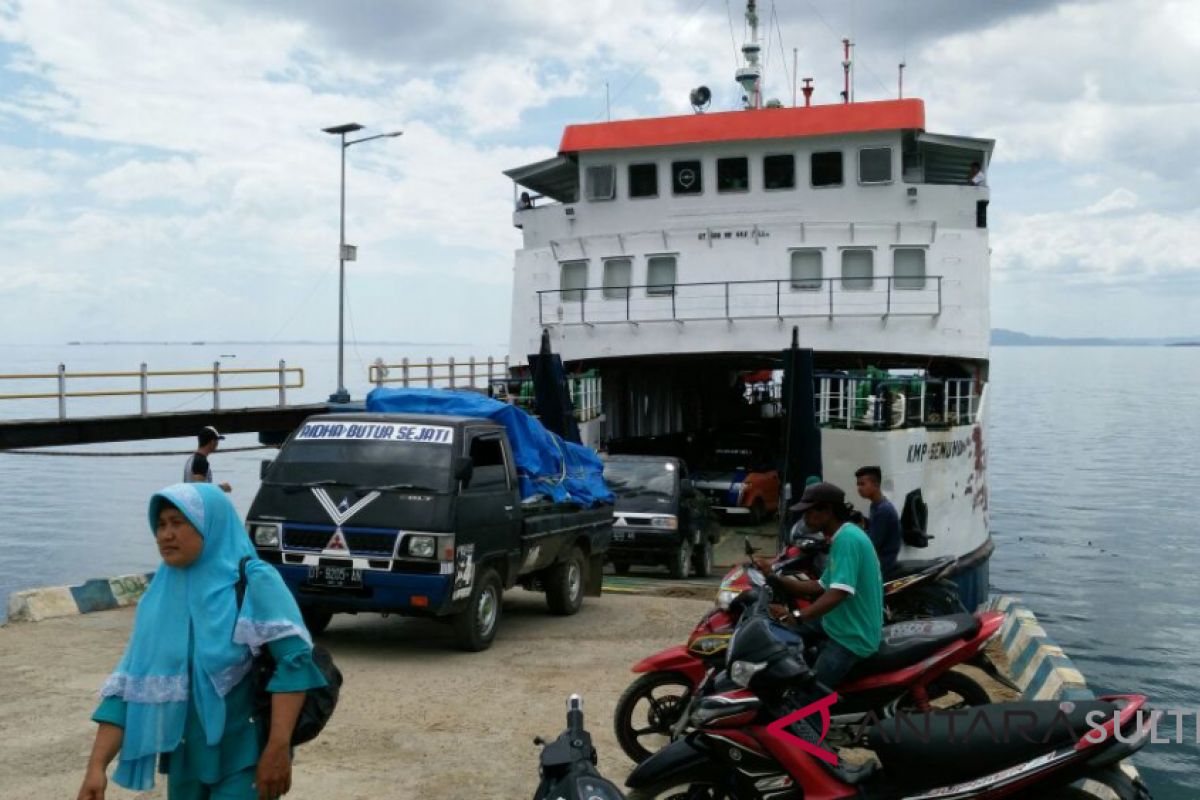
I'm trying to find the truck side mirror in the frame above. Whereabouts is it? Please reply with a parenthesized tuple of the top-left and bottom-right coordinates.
(454, 456, 474, 487)
(260, 459, 273, 480)
(680, 479, 695, 497)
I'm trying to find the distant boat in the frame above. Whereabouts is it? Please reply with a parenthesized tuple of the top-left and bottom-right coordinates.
(219, 354, 237, 358)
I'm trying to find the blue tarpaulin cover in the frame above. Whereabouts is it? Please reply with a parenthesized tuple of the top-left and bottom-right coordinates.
(364, 388, 613, 508)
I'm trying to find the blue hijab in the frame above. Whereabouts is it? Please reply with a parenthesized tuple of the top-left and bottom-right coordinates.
(100, 483, 310, 790)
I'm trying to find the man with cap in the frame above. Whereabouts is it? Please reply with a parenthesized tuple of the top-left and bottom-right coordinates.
(756, 481, 882, 689)
(184, 426, 232, 493)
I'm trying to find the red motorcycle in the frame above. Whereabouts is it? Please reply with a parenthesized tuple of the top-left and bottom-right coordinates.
(614, 544, 1005, 763)
(623, 588, 1153, 799)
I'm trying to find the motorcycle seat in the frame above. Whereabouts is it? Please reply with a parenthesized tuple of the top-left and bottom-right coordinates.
(866, 699, 1118, 787)
(845, 613, 980, 679)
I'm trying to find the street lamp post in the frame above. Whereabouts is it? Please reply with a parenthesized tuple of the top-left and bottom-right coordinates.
(322, 122, 403, 403)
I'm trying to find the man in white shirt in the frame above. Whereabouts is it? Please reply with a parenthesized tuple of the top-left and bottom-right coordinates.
(967, 161, 987, 186)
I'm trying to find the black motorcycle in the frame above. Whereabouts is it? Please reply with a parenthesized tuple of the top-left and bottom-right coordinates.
(533, 694, 625, 800)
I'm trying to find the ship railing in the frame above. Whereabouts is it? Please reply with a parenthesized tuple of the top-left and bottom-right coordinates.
(0, 362, 304, 420)
(537, 276, 942, 326)
(488, 371, 604, 424)
(815, 374, 977, 429)
(368, 356, 510, 391)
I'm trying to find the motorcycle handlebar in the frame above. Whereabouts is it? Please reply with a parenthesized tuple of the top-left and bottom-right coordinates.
(566, 694, 584, 736)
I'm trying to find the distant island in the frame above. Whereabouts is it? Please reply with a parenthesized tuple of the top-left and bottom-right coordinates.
(992, 329, 1199, 347)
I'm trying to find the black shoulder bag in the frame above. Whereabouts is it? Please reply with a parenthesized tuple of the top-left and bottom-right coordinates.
(235, 556, 343, 745)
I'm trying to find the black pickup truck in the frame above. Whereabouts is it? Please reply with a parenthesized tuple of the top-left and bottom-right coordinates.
(247, 413, 612, 651)
(602, 454, 719, 579)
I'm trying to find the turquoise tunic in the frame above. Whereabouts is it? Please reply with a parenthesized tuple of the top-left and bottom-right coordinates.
(93, 634, 326, 791)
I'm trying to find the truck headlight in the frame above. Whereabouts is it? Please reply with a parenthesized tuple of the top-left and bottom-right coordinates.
(249, 523, 280, 548)
(407, 535, 436, 558)
(651, 516, 679, 530)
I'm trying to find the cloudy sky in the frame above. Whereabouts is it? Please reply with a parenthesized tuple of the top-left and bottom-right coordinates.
(1, 0, 1198, 347)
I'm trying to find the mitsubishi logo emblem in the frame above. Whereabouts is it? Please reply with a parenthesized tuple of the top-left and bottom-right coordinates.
(326, 529, 348, 552)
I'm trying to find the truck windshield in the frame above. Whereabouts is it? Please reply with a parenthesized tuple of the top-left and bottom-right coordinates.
(271, 427, 454, 493)
(604, 460, 677, 499)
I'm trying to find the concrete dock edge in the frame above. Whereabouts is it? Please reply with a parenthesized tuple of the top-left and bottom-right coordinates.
(5, 572, 153, 623)
(988, 594, 1143, 792)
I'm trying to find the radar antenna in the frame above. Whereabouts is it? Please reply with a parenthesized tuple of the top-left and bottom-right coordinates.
(735, 1, 763, 109)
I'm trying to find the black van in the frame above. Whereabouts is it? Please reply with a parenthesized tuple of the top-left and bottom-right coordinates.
(247, 413, 612, 651)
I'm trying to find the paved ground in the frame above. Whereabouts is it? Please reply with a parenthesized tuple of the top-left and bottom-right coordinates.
(0, 587, 713, 800)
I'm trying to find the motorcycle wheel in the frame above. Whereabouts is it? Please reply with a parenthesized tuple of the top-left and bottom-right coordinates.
(614, 671, 695, 763)
(897, 668, 991, 712)
(628, 780, 737, 799)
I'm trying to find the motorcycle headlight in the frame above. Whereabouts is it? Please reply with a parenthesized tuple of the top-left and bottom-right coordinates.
(688, 634, 732, 656)
(651, 516, 679, 530)
(407, 535, 436, 558)
(573, 776, 624, 800)
(249, 523, 280, 548)
(715, 589, 740, 610)
(730, 660, 768, 688)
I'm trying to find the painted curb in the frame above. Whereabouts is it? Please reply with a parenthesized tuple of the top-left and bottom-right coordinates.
(988, 594, 1142, 787)
(5, 573, 153, 623)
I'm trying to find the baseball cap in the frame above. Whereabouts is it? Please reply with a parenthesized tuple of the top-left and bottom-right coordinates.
(198, 426, 226, 444)
(789, 481, 845, 513)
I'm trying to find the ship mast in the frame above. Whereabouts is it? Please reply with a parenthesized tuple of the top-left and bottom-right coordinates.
(735, 0, 763, 109)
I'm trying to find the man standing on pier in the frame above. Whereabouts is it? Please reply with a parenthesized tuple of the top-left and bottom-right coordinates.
(184, 426, 232, 493)
(855, 466, 900, 575)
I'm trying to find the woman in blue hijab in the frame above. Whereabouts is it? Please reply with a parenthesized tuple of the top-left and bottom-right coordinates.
(77, 483, 327, 799)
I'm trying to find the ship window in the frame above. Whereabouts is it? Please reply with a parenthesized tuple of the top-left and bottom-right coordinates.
(790, 250, 823, 290)
(560, 261, 588, 302)
(585, 165, 616, 201)
(629, 163, 658, 198)
(859, 147, 893, 184)
(811, 151, 843, 187)
(647, 255, 677, 296)
(717, 157, 750, 192)
(764, 154, 795, 190)
(893, 248, 926, 289)
(672, 160, 703, 195)
(841, 249, 874, 290)
(603, 258, 632, 300)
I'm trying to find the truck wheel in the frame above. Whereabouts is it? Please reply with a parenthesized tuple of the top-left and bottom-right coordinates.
(750, 497, 768, 524)
(453, 568, 502, 651)
(692, 539, 713, 578)
(546, 547, 585, 615)
(667, 539, 691, 580)
(301, 607, 333, 636)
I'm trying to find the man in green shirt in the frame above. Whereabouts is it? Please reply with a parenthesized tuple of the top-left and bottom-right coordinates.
(757, 481, 883, 689)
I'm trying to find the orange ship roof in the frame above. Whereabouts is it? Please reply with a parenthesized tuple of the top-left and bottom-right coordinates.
(559, 98, 925, 154)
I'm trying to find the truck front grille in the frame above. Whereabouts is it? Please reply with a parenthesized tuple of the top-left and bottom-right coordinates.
(282, 527, 398, 556)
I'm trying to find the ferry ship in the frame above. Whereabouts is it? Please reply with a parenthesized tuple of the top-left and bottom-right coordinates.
(502, 3, 994, 610)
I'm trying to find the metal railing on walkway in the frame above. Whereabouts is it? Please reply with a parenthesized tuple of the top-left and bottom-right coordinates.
(368, 356, 510, 390)
(0, 362, 304, 420)
(538, 276, 943, 326)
